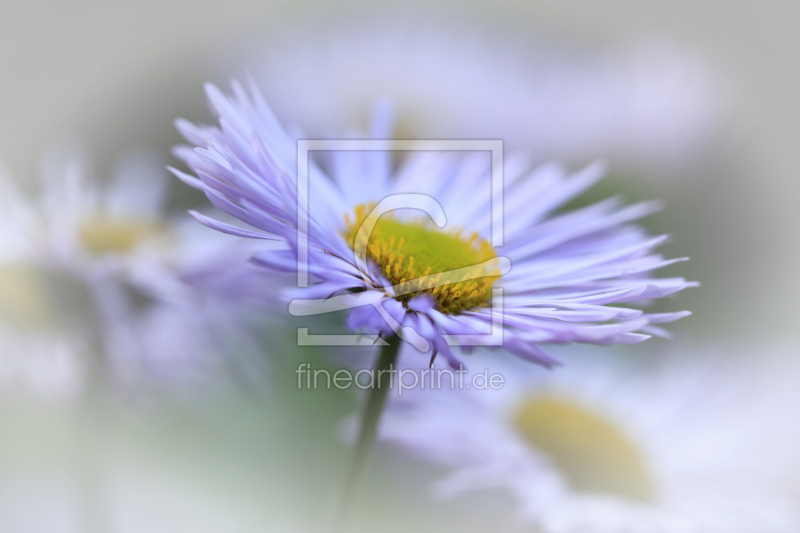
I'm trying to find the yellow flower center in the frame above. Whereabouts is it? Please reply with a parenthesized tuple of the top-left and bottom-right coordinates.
(343, 203, 501, 314)
(514, 397, 654, 502)
(79, 214, 166, 255)
(0, 264, 51, 326)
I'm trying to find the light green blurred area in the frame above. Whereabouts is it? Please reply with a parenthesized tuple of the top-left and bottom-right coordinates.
(0, 336, 522, 532)
(1, 1, 800, 531)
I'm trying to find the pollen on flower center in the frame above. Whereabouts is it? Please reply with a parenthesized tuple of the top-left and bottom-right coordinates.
(79, 214, 166, 255)
(343, 203, 501, 314)
(514, 397, 654, 502)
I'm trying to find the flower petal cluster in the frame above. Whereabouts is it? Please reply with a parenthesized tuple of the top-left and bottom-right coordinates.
(174, 81, 694, 367)
(0, 146, 272, 393)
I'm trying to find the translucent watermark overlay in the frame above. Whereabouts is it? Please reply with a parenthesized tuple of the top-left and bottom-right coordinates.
(295, 363, 505, 394)
(291, 139, 507, 349)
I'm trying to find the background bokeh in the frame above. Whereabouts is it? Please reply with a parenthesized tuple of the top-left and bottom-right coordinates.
(1, 1, 798, 531)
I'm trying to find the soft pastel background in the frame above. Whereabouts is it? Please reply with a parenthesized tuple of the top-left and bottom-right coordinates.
(1, 1, 798, 531)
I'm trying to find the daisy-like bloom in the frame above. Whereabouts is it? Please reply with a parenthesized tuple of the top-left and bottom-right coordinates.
(379, 350, 800, 533)
(0, 144, 273, 394)
(173, 80, 693, 367)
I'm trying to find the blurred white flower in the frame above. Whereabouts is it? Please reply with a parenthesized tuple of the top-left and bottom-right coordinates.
(0, 139, 275, 398)
(0, 326, 84, 401)
(379, 347, 800, 532)
(236, 15, 723, 177)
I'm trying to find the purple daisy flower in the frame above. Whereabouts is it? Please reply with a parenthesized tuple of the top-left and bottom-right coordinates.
(172, 80, 695, 369)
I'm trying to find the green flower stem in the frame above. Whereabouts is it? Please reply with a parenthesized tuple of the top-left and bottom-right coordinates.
(335, 337, 401, 531)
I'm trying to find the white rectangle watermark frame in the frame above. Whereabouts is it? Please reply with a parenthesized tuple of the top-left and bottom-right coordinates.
(296, 139, 504, 347)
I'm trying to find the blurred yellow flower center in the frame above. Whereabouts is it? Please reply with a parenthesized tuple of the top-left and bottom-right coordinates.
(0, 264, 51, 326)
(79, 215, 165, 255)
(343, 203, 500, 314)
(514, 397, 654, 502)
